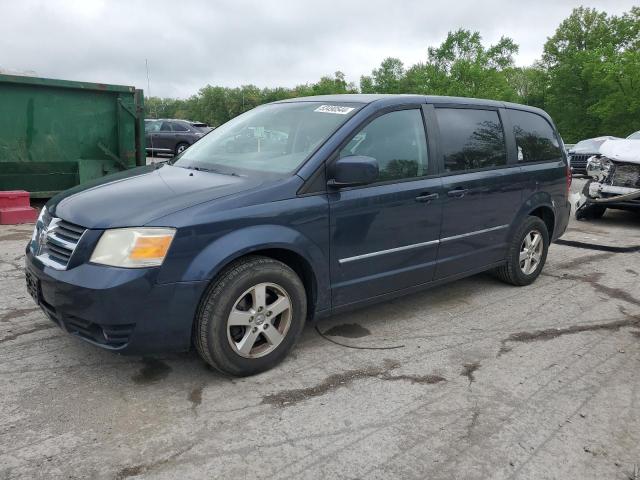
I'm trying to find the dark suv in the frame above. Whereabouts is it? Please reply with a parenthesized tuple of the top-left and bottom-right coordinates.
(145, 119, 211, 156)
(26, 95, 570, 376)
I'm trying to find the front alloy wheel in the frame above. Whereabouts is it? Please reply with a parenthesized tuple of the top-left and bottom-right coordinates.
(227, 282, 292, 358)
(194, 256, 307, 376)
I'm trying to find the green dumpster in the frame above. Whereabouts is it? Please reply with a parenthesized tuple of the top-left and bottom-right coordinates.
(0, 74, 145, 198)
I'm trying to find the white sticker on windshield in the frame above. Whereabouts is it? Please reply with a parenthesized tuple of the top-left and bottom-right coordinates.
(314, 105, 355, 115)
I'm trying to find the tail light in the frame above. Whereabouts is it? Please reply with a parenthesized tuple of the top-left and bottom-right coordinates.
(566, 163, 572, 197)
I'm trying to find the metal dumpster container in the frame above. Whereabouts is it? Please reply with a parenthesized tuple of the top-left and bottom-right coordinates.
(0, 74, 145, 198)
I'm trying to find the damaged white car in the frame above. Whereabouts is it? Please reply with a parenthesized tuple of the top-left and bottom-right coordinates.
(575, 139, 640, 219)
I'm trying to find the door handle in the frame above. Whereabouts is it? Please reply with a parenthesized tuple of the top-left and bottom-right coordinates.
(447, 188, 469, 198)
(415, 192, 439, 203)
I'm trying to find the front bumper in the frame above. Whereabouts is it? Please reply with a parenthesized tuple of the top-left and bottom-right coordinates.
(25, 251, 208, 354)
(587, 199, 640, 211)
(584, 183, 640, 211)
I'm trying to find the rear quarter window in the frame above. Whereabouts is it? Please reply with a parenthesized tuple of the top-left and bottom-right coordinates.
(509, 110, 562, 162)
(171, 122, 190, 132)
(435, 108, 507, 172)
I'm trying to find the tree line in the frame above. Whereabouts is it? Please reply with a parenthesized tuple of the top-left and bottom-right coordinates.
(145, 7, 640, 143)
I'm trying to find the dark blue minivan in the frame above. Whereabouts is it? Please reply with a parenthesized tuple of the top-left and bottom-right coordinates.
(25, 95, 571, 376)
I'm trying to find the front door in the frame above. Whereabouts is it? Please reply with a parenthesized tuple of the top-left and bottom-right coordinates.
(329, 107, 444, 307)
(432, 107, 522, 279)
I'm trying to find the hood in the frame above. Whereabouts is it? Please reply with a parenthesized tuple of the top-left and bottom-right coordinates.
(48, 164, 262, 228)
(599, 139, 640, 164)
(571, 136, 620, 154)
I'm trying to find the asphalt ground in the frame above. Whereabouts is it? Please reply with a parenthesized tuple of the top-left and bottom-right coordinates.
(1, 178, 639, 479)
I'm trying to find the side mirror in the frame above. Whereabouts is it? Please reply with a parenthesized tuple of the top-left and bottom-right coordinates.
(328, 155, 379, 188)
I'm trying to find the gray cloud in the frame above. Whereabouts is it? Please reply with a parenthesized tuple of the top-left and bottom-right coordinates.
(1, 0, 636, 97)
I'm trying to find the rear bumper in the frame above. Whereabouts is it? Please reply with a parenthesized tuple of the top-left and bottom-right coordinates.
(25, 251, 207, 354)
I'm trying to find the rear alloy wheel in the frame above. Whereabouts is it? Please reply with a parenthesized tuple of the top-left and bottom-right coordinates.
(519, 230, 544, 275)
(194, 256, 306, 376)
(175, 142, 189, 155)
(494, 216, 549, 286)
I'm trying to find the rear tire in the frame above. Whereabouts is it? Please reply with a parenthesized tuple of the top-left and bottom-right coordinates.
(175, 142, 189, 155)
(194, 256, 307, 377)
(576, 204, 606, 220)
(494, 216, 549, 286)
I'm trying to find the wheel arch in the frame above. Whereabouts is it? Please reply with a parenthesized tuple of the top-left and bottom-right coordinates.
(234, 248, 319, 321)
(183, 225, 329, 319)
(528, 205, 555, 239)
(512, 192, 556, 240)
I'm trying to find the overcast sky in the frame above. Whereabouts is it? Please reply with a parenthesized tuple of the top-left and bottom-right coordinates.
(1, 0, 637, 98)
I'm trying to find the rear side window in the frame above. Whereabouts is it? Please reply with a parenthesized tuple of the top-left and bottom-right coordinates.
(340, 109, 428, 182)
(160, 122, 172, 132)
(435, 108, 507, 172)
(510, 110, 562, 162)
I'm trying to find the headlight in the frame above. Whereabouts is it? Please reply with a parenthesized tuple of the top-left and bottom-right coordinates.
(586, 156, 613, 181)
(90, 228, 176, 268)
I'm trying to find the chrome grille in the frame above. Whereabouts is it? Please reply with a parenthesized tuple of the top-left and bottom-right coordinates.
(569, 154, 592, 173)
(34, 215, 86, 270)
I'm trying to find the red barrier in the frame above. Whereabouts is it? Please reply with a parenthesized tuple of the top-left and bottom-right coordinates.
(0, 191, 39, 224)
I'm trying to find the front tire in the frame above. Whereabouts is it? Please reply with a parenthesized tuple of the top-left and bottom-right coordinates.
(576, 180, 606, 220)
(194, 256, 307, 376)
(494, 216, 549, 286)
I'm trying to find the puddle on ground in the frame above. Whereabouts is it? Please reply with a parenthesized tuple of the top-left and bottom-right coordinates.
(262, 358, 445, 408)
(188, 385, 203, 408)
(498, 314, 640, 356)
(132, 358, 172, 384)
(461, 362, 481, 385)
(323, 323, 371, 338)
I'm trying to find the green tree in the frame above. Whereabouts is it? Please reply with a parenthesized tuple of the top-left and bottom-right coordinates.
(423, 29, 519, 100)
(543, 6, 640, 141)
(144, 7, 640, 142)
(360, 57, 405, 93)
(505, 65, 548, 108)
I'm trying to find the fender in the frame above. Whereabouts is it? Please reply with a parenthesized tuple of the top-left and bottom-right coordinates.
(180, 224, 330, 312)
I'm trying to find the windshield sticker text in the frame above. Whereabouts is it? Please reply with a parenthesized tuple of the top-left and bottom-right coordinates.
(314, 105, 355, 115)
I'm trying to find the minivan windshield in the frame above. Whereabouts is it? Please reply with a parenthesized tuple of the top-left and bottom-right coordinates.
(173, 102, 359, 176)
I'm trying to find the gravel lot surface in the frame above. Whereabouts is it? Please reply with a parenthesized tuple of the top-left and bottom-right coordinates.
(1, 179, 639, 479)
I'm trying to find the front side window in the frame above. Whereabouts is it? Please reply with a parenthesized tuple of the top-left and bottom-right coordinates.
(510, 110, 562, 162)
(340, 109, 428, 182)
(145, 120, 161, 133)
(436, 108, 507, 172)
(174, 102, 360, 176)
